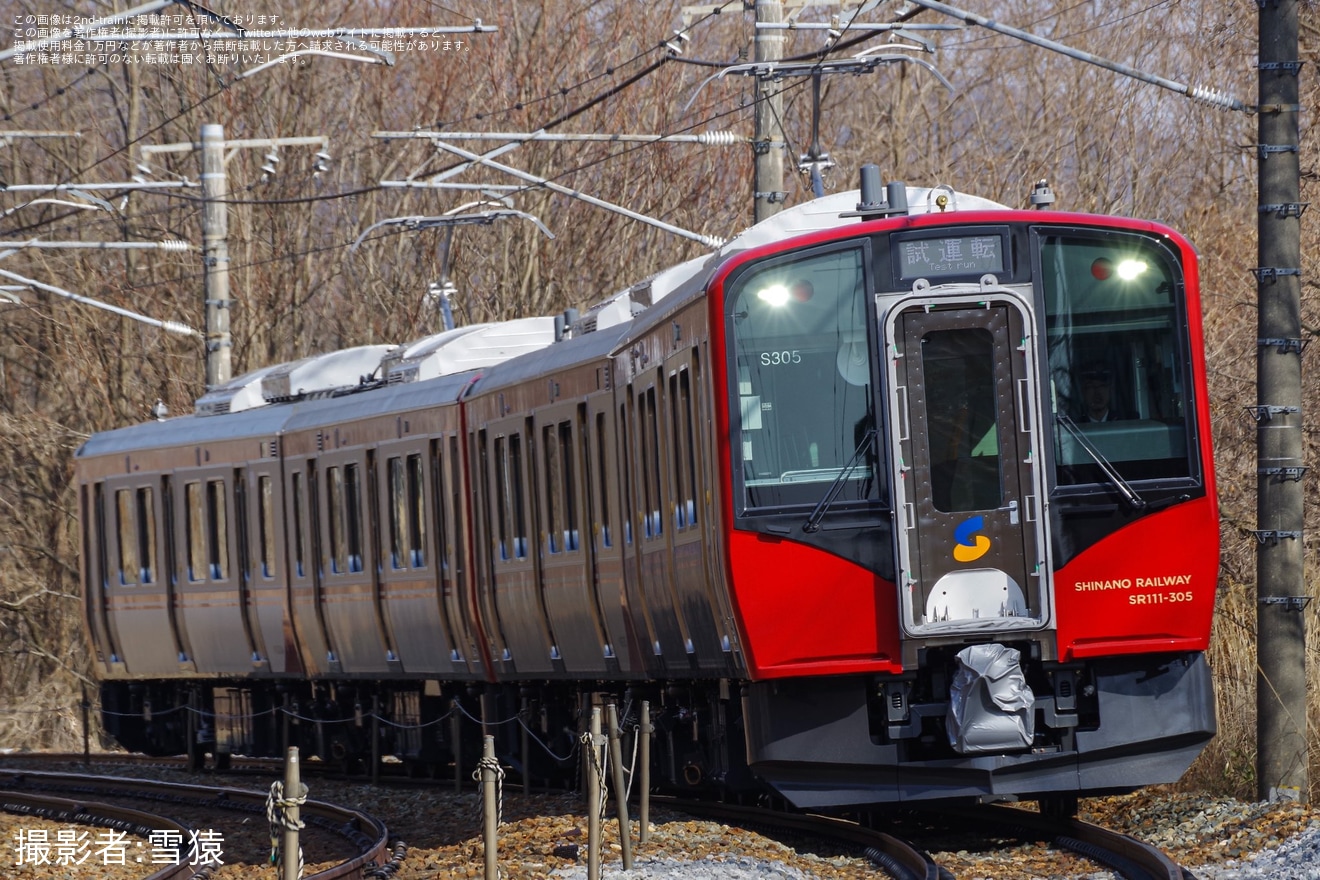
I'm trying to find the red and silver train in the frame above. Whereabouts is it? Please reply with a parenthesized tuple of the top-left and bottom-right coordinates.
(78, 169, 1218, 809)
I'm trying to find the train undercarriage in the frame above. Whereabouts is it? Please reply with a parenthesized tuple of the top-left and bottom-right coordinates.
(98, 644, 1215, 811)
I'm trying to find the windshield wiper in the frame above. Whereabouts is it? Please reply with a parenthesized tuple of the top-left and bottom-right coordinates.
(802, 428, 876, 533)
(1056, 413, 1147, 510)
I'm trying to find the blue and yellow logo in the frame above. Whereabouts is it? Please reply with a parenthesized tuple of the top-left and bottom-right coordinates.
(953, 516, 991, 563)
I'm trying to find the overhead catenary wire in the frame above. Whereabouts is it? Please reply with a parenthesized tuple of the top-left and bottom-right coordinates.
(906, 0, 1249, 112)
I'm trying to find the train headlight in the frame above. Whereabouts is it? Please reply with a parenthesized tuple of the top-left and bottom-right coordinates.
(756, 284, 790, 307)
(1116, 258, 1149, 281)
(1091, 256, 1149, 282)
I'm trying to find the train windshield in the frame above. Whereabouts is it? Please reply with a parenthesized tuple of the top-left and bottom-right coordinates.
(1038, 230, 1196, 487)
(727, 243, 882, 513)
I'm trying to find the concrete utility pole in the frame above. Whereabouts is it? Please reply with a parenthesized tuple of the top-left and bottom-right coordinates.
(1255, 0, 1307, 804)
(200, 124, 231, 390)
(753, 0, 785, 223)
(144, 126, 329, 388)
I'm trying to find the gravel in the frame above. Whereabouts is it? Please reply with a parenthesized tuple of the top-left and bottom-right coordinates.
(1191, 827, 1320, 880)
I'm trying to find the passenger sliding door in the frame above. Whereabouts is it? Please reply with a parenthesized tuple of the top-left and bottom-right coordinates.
(885, 294, 1050, 640)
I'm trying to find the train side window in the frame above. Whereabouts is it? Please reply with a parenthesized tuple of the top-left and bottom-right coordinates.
(205, 479, 229, 581)
(559, 421, 580, 551)
(543, 424, 563, 554)
(291, 471, 306, 578)
(257, 476, 275, 579)
(115, 489, 138, 586)
(595, 411, 613, 549)
(407, 453, 426, 568)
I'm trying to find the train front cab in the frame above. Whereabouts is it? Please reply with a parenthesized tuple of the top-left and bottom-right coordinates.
(715, 212, 1218, 808)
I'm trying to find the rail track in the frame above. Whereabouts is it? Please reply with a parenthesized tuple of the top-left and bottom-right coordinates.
(2, 754, 1202, 879)
(961, 802, 1194, 880)
(0, 767, 399, 879)
(662, 796, 1197, 880)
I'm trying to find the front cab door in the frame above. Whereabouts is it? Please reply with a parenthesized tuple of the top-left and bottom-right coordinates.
(885, 292, 1051, 650)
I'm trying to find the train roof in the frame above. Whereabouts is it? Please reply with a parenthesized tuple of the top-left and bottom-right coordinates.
(77, 401, 292, 460)
(280, 369, 475, 432)
(463, 319, 632, 398)
(81, 179, 1010, 456)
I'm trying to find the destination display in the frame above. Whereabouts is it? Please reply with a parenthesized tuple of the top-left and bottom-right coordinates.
(896, 233, 1005, 280)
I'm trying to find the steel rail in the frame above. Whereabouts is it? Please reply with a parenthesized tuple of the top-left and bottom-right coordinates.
(968, 803, 1185, 880)
(0, 788, 196, 880)
(654, 796, 945, 880)
(0, 768, 392, 880)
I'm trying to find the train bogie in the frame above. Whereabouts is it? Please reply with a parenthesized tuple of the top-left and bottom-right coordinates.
(79, 172, 1218, 809)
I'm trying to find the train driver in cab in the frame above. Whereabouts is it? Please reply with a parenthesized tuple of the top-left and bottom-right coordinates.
(1079, 363, 1125, 422)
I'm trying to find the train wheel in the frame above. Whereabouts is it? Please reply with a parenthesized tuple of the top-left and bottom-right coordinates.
(1038, 794, 1079, 818)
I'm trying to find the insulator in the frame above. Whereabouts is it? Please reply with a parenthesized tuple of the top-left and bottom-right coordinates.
(159, 239, 191, 252)
(161, 321, 196, 337)
(696, 130, 738, 146)
(1188, 85, 1240, 112)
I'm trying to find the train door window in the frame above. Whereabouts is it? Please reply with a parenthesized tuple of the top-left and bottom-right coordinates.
(921, 329, 1003, 512)
(185, 482, 205, 582)
(640, 386, 663, 539)
(115, 489, 138, 586)
(291, 471, 306, 578)
(161, 476, 175, 584)
(388, 456, 407, 569)
(726, 243, 881, 512)
(448, 436, 463, 574)
(559, 421, 580, 551)
(619, 402, 633, 546)
(430, 439, 452, 575)
(407, 454, 426, 568)
(595, 411, 613, 549)
(257, 475, 275, 579)
(94, 483, 110, 589)
(508, 434, 528, 559)
(345, 463, 364, 572)
(493, 435, 509, 560)
(543, 424, 563, 554)
(327, 466, 346, 574)
(206, 479, 229, 580)
(670, 368, 698, 529)
(1036, 230, 1195, 487)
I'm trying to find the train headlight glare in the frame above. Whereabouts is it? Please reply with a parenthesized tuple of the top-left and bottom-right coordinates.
(757, 284, 790, 307)
(1116, 258, 1148, 281)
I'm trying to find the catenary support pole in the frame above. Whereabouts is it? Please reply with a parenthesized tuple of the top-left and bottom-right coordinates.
(200, 123, 231, 389)
(1256, 0, 1308, 804)
(753, 0, 784, 223)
